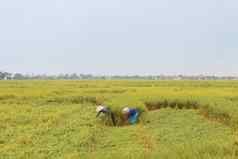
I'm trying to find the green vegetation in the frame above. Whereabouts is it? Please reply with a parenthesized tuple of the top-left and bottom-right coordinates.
(0, 80, 238, 159)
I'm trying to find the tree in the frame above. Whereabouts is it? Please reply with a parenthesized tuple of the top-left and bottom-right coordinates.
(13, 73, 25, 80)
(69, 73, 79, 80)
(0, 71, 12, 80)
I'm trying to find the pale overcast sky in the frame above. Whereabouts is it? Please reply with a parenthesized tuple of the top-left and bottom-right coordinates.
(0, 0, 237, 75)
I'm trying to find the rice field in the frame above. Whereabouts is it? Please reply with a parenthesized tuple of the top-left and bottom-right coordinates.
(0, 80, 238, 159)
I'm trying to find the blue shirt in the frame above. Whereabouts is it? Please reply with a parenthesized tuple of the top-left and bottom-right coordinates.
(129, 108, 138, 116)
(128, 108, 139, 124)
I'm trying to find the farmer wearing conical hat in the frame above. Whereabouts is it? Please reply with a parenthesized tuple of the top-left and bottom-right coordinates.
(121, 107, 140, 125)
(96, 105, 116, 126)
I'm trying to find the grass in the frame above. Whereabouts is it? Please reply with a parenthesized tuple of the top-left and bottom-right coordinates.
(0, 80, 238, 158)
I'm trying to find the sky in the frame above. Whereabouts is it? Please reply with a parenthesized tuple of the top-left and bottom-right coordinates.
(0, 0, 237, 76)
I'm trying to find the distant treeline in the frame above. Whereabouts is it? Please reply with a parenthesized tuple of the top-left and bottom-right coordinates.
(0, 71, 238, 80)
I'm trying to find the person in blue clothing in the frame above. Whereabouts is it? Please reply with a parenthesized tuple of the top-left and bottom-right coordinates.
(122, 107, 140, 125)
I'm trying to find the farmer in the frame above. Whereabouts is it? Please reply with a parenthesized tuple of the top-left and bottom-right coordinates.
(96, 105, 116, 126)
(121, 107, 140, 125)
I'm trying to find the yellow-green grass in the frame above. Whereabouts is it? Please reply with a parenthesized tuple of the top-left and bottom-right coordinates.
(0, 80, 238, 158)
